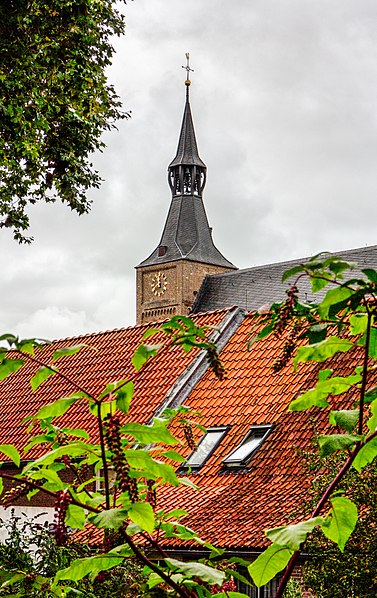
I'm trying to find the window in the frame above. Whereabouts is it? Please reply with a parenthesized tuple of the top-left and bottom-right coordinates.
(237, 569, 281, 598)
(96, 468, 116, 492)
(184, 427, 228, 469)
(222, 425, 272, 468)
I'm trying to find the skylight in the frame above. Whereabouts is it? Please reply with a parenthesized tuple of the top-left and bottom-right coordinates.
(185, 427, 228, 469)
(222, 425, 273, 468)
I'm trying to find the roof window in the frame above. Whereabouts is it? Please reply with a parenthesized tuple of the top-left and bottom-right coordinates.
(185, 427, 228, 469)
(222, 425, 272, 468)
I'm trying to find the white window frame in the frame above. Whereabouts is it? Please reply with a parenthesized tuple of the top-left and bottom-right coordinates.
(222, 425, 273, 468)
(184, 426, 228, 470)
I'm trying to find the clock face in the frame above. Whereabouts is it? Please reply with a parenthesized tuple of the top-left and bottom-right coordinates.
(151, 271, 167, 297)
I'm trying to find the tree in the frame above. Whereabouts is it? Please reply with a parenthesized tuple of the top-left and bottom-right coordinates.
(0, 511, 146, 597)
(248, 254, 377, 596)
(302, 452, 377, 597)
(0, 0, 130, 242)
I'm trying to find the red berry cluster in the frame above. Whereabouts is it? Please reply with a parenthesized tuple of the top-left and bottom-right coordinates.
(273, 285, 299, 336)
(62, 455, 71, 467)
(54, 489, 71, 546)
(206, 345, 226, 380)
(104, 414, 138, 503)
(272, 323, 302, 372)
(145, 479, 157, 508)
(182, 422, 197, 450)
(210, 579, 237, 594)
(0, 481, 31, 508)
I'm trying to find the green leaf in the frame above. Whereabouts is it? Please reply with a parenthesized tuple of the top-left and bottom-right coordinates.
(23, 443, 90, 471)
(212, 594, 251, 598)
(132, 344, 162, 371)
(282, 265, 304, 282)
(27, 468, 65, 490)
(0, 477, 3, 497)
(129, 502, 155, 534)
(98, 379, 129, 400)
(358, 327, 377, 358)
(352, 436, 377, 472)
(124, 450, 180, 486)
(369, 327, 377, 358)
(321, 497, 358, 551)
(30, 366, 56, 391)
(265, 517, 324, 551)
(52, 344, 87, 360)
(317, 286, 356, 319)
(61, 428, 90, 440)
(23, 434, 53, 454)
(90, 400, 116, 419)
(66, 504, 86, 529)
(0, 444, 20, 467)
(289, 388, 330, 411)
(329, 410, 359, 433)
(0, 334, 18, 345)
(367, 399, 377, 432)
(349, 314, 368, 335)
(165, 558, 225, 585)
(0, 359, 24, 380)
(362, 268, 377, 283)
(318, 369, 333, 381)
(160, 450, 186, 463)
(0, 572, 26, 588)
(115, 381, 134, 414)
(251, 323, 274, 345)
(34, 395, 82, 420)
(365, 385, 377, 404)
(54, 555, 123, 584)
(311, 276, 331, 292)
(89, 508, 127, 531)
(307, 324, 328, 344)
(142, 328, 161, 340)
(293, 336, 353, 368)
(318, 434, 359, 457)
(120, 419, 180, 446)
(289, 373, 360, 412)
(161, 509, 188, 520)
(248, 544, 293, 587)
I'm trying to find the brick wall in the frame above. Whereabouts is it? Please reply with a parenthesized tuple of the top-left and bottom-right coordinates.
(136, 260, 232, 324)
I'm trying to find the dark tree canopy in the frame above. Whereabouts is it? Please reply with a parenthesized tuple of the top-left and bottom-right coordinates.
(303, 452, 377, 598)
(0, 0, 129, 242)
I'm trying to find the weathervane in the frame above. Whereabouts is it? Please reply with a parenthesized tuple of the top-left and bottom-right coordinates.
(182, 52, 194, 87)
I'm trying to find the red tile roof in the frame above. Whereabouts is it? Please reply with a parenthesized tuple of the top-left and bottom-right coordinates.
(0, 309, 362, 552)
(0, 309, 230, 460)
(157, 314, 361, 550)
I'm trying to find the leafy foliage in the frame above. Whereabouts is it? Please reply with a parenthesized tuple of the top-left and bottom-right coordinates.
(249, 255, 377, 596)
(0, 0, 130, 242)
(0, 512, 147, 597)
(303, 452, 377, 598)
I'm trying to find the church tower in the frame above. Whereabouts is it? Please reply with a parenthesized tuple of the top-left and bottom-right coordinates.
(136, 56, 236, 324)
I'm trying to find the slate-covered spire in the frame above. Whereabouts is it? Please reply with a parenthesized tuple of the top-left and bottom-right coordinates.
(168, 81, 207, 197)
(138, 56, 236, 270)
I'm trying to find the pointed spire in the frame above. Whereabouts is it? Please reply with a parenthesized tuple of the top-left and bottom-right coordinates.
(168, 54, 207, 196)
(138, 55, 236, 271)
(168, 99, 206, 169)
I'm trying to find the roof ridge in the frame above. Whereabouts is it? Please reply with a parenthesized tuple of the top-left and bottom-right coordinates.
(203, 244, 377, 280)
(45, 307, 236, 344)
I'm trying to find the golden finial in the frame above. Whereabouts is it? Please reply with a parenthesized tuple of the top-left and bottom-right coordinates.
(182, 52, 194, 87)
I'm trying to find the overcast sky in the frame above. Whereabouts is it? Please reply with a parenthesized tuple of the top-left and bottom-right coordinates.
(2, 0, 377, 340)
